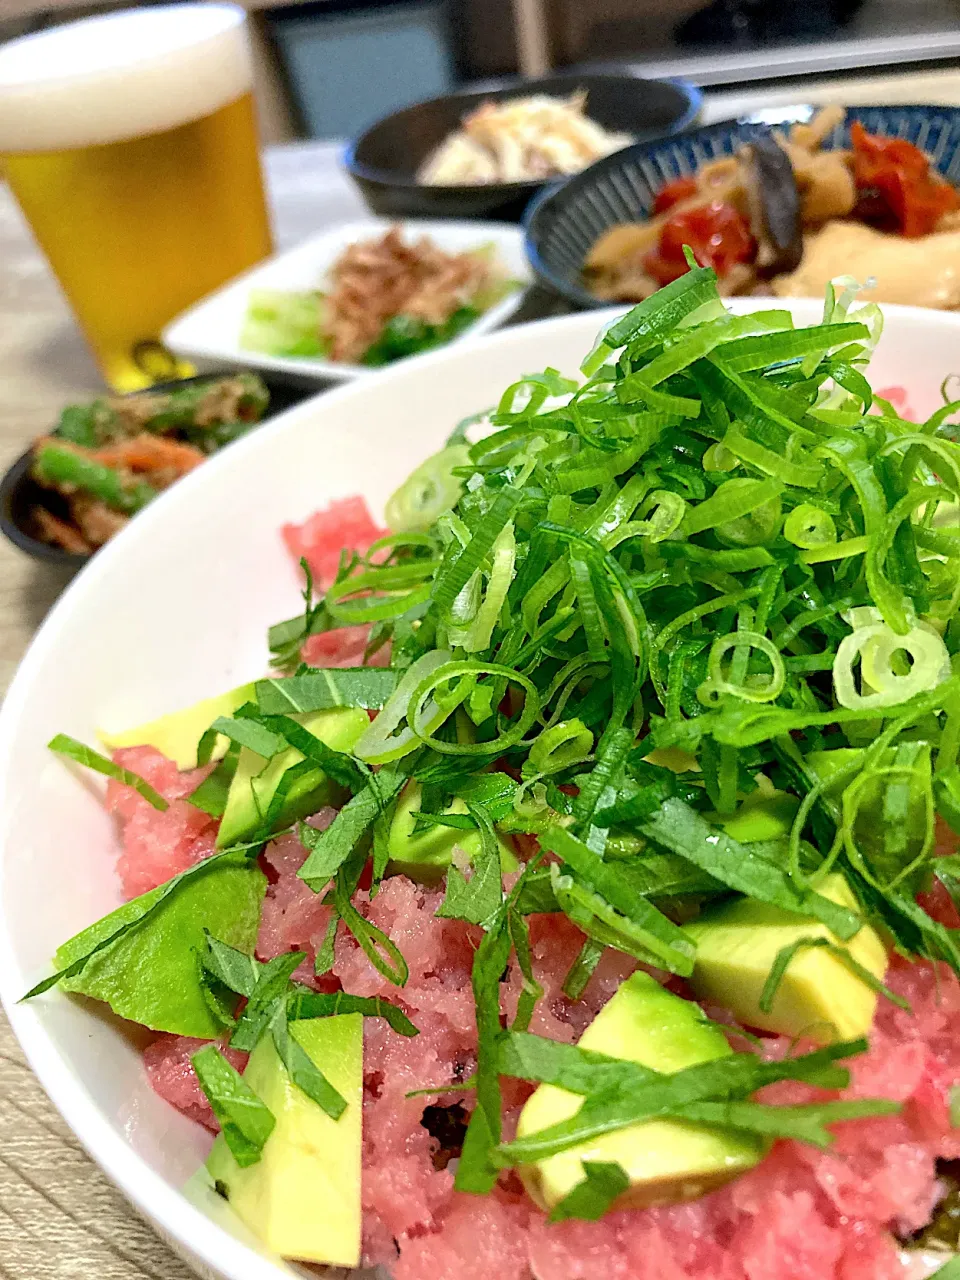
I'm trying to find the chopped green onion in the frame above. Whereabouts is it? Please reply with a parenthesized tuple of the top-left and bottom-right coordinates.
(697, 631, 786, 706)
(385, 445, 471, 532)
(833, 611, 951, 711)
(527, 719, 593, 776)
(784, 503, 837, 549)
(409, 661, 540, 757)
(352, 650, 454, 764)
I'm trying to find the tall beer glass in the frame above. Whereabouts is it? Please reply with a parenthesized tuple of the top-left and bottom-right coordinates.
(0, 5, 273, 390)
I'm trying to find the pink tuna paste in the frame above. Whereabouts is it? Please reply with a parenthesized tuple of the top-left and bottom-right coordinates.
(105, 499, 960, 1280)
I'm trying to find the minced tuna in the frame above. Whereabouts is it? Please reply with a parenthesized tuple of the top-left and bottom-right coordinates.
(105, 746, 216, 898)
(122, 746, 960, 1280)
(282, 496, 385, 588)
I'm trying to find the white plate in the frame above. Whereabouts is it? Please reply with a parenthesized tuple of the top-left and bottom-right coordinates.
(0, 300, 955, 1280)
(162, 218, 530, 383)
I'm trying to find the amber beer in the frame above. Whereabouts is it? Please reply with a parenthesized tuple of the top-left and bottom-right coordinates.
(0, 5, 273, 390)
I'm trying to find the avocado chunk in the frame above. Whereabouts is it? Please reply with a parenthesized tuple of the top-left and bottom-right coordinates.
(685, 872, 887, 1043)
(804, 748, 864, 792)
(709, 789, 799, 844)
(206, 1014, 362, 1265)
(643, 746, 700, 774)
(516, 971, 763, 1212)
(217, 708, 368, 848)
(386, 780, 518, 883)
(98, 682, 256, 769)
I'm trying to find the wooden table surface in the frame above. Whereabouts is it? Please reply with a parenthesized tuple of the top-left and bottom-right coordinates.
(0, 140, 370, 1280)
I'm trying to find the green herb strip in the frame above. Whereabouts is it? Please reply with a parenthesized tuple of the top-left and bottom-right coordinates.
(437, 804, 504, 927)
(261, 714, 368, 792)
(298, 769, 407, 888)
(204, 932, 417, 1035)
(191, 1045, 275, 1167)
(494, 1033, 895, 1164)
(640, 799, 862, 939)
(189, 741, 241, 817)
(542, 827, 696, 974)
(287, 987, 417, 1037)
(759, 935, 910, 1015)
(256, 669, 399, 714)
(549, 1161, 630, 1222)
(209, 716, 286, 759)
(333, 873, 409, 987)
(454, 858, 546, 1194)
(269, 1003, 347, 1120)
(49, 734, 168, 811)
(229, 951, 306, 1052)
(562, 940, 605, 1000)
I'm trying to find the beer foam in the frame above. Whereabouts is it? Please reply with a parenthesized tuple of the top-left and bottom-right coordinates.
(0, 4, 252, 152)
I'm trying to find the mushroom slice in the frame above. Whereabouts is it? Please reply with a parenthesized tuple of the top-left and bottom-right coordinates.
(744, 131, 803, 276)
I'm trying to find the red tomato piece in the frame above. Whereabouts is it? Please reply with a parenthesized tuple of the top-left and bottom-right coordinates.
(850, 120, 960, 238)
(644, 200, 756, 286)
(652, 175, 699, 216)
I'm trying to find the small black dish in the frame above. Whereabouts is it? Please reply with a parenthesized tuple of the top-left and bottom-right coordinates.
(344, 72, 702, 223)
(0, 374, 312, 569)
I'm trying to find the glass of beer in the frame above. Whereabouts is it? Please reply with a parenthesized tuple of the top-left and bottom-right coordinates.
(0, 4, 274, 390)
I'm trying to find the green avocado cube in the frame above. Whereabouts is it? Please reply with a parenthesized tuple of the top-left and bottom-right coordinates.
(206, 1014, 362, 1265)
(517, 971, 763, 1212)
(217, 708, 369, 848)
(386, 780, 518, 882)
(98, 682, 256, 770)
(685, 872, 887, 1042)
(709, 789, 799, 844)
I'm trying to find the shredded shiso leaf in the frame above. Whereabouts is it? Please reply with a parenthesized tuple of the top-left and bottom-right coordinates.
(29, 267, 960, 1215)
(49, 734, 169, 810)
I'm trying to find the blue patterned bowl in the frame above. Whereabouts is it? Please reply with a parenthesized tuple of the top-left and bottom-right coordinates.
(524, 104, 960, 308)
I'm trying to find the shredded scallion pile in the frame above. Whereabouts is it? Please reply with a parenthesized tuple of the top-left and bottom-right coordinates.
(261, 267, 960, 1187)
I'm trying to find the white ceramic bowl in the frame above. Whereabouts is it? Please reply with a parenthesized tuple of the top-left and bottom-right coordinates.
(162, 218, 530, 384)
(0, 300, 955, 1280)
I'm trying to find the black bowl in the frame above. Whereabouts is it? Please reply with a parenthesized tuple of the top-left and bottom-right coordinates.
(523, 102, 960, 309)
(344, 72, 702, 223)
(0, 374, 311, 568)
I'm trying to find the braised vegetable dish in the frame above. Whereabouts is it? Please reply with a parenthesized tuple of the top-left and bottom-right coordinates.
(29, 374, 269, 554)
(586, 106, 960, 309)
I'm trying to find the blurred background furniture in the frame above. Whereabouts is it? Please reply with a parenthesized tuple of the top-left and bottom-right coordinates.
(269, 1, 458, 138)
(4, 0, 960, 144)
